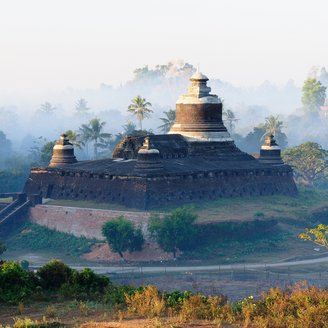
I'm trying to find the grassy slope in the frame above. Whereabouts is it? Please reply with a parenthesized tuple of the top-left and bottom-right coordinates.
(4, 188, 327, 264)
(4, 222, 100, 257)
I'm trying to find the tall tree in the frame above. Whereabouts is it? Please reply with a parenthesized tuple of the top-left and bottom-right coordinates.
(301, 78, 326, 114)
(128, 96, 153, 130)
(223, 109, 238, 133)
(75, 98, 90, 116)
(149, 207, 198, 259)
(65, 130, 83, 149)
(102, 216, 144, 260)
(263, 115, 284, 138)
(78, 118, 112, 159)
(158, 109, 176, 133)
(282, 142, 328, 186)
(39, 102, 56, 114)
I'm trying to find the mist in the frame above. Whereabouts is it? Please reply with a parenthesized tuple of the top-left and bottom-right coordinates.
(0, 61, 327, 164)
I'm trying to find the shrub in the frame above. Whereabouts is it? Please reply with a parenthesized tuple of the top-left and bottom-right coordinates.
(37, 259, 72, 290)
(103, 283, 140, 306)
(179, 294, 228, 321)
(125, 285, 166, 318)
(0, 261, 35, 303)
(61, 268, 110, 300)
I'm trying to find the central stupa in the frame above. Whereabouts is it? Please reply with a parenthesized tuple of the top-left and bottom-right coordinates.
(169, 72, 231, 142)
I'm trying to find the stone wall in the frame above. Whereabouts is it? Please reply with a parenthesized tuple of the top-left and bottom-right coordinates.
(25, 165, 297, 210)
(29, 205, 152, 240)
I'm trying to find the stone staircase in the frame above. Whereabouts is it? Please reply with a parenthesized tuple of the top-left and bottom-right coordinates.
(0, 193, 41, 237)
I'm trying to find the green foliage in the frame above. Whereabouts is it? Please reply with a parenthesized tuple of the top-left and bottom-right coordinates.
(127, 95, 153, 130)
(299, 224, 328, 248)
(37, 259, 72, 289)
(158, 109, 176, 133)
(282, 142, 328, 186)
(78, 118, 112, 159)
(164, 290, 192, 309)
(6, 223, 96, 256)
(302, 77, 326, 113)
(0, 261, 35, 303)
(240, 124, 288, 153)
(149, 207, 198, 258)
(61, 268, 110, 300)
(102, 216, 145, 259)
(39, 141, 56, 166)
(103, 284, 141, 306)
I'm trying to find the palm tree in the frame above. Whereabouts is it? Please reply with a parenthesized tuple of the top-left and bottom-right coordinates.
(78, 118, 112, 159)
(158, 109, 176, 133)
(127, 96, 153, 130)
(65, 130, 83, 149)
(223, 109, 238, 132)
(263, 115, 284, 138)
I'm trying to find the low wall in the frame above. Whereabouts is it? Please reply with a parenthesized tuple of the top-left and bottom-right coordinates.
(29, 205, 152, 240)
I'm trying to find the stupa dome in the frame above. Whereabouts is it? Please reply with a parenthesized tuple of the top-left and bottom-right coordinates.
(169, 72, 231, 142)
(49, 133, 77, 167)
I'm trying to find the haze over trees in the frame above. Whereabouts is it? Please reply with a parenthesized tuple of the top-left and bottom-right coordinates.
(301, 78, 326, 115)
(78, 118, 112, 159)
(75, 98, 90, 116)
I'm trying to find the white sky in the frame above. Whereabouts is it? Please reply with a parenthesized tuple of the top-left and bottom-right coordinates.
(0, 0, 327, 96)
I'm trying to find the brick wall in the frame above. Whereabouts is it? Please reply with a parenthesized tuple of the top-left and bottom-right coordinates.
(29, 205, 152, 240)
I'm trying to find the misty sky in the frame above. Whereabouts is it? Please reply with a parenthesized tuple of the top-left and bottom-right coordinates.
(1, 0, 327, 97)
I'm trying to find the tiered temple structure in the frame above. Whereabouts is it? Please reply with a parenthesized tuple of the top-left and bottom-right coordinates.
(24, 73, 297, 209)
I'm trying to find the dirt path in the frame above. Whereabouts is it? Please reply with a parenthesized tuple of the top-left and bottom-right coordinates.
(26, 254, 328, 274)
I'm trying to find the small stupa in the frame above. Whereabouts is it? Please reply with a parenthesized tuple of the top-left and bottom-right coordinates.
(259, 134, 283, 165)
(49, 133, 77, 167)
(134, 137, 163, 174)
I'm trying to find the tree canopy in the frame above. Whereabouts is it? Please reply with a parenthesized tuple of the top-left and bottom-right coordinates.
(128, 96, 153, 130)
(75, 98, 90, 116)
(78, 118, 112, 159)
(301, 78, 326, 114)
(102, 216, 144, 260)
(299, 224, 328, 249)
(149, 207, 198, 259)
(282, 142, 328, 186)
(158, 109, 176, 133)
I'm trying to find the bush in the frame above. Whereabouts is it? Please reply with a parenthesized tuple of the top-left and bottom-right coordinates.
(37, 259, 72, 290)
(61, 268, 110, 300)
(103, 283, 140, 306)
(0, 261, 35, 303)
(179, 294, 228, 321)
(125, 285, 166, 318)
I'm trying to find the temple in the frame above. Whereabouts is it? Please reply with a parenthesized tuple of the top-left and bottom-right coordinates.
(24, 73, 297, 209)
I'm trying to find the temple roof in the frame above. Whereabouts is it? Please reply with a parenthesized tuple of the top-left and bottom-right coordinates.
(36, 154, 288, 178)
